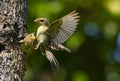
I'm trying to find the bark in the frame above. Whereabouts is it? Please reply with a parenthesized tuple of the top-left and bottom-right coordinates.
(0, 0, 27, 81)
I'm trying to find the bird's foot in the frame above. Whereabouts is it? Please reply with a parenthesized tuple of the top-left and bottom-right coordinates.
(34, 42, 42, 50)
(57, 44, 71, 53)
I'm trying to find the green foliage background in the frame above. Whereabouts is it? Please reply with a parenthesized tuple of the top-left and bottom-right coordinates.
(24, 0, 120, 81)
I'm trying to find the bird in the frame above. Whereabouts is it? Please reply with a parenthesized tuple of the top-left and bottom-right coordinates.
(19, 33, 37, 52)
(19, 33, 36, 45)
(34, 10, 80, 70)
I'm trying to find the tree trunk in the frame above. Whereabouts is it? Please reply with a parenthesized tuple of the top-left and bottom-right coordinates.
(0, 0, 27, 81)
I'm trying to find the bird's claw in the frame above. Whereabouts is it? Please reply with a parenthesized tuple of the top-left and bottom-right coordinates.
(34, 41, 42, 50)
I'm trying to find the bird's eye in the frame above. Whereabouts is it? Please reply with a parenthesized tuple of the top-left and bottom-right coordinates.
(40, 20, 44, 22)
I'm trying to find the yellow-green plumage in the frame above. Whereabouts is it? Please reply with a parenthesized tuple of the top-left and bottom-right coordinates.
(34, 11, 80, 70)
(36, 25, 48, 43)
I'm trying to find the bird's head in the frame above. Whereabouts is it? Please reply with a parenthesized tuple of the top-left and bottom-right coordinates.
(34, 18, 49, 26)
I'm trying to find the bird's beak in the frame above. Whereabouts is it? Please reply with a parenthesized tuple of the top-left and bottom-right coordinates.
(34, 19, 37, 22)
(34, 18, 39, 23)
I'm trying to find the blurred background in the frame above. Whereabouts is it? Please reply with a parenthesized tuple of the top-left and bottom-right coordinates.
(24, 0, 120, 81)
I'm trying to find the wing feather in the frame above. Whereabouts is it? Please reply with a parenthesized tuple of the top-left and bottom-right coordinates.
(48, 10, 80, 44)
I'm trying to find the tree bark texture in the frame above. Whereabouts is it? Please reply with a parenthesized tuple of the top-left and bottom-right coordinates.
(0, 0, 27, 81)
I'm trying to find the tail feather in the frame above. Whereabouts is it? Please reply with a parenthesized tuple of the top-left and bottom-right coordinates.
(45, 50, 60, 70)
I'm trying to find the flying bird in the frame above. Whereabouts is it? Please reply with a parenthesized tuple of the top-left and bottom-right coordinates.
(34, 10, 80, 69)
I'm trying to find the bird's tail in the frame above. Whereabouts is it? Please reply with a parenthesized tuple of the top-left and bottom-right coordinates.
(45, 49, 59, 71)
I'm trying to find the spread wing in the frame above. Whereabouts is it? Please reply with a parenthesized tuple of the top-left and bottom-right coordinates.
(48, 10, 80, 44)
